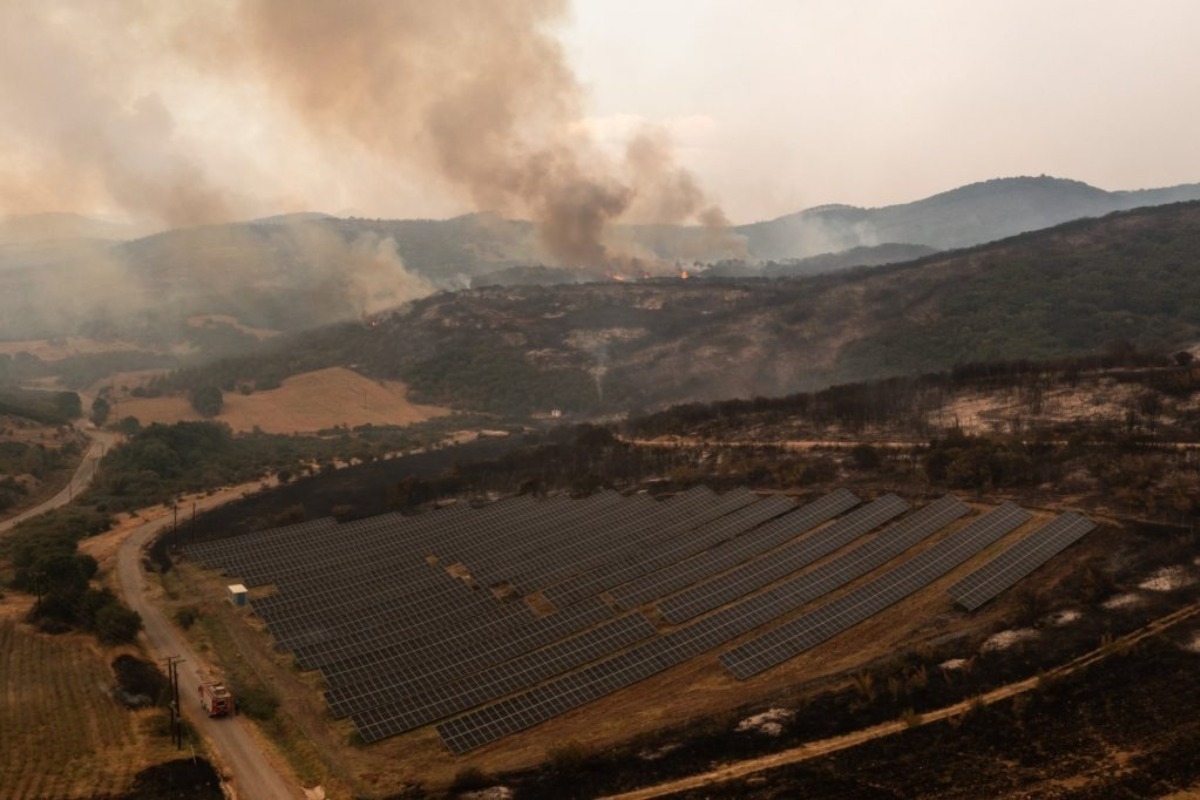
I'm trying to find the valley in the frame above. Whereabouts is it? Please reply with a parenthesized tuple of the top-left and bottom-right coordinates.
(1, 178, 1198, 800)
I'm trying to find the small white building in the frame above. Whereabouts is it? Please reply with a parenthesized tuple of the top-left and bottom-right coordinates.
(227, 584, 248, 607)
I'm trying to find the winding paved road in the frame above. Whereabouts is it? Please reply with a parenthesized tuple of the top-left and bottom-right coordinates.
(0, 427, 119, 534)
(116, 488, 303, 800)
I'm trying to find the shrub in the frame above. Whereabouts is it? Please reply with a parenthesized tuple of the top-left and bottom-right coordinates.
(174, 606, 200, 630)
(95, 604, 143, 644)
(112, 655, 169, 706)
(234, 685, 279, 720)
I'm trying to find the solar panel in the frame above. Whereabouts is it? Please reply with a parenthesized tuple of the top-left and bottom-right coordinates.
(719, 502, 1031, 680)
(948, 511, 1095, 610)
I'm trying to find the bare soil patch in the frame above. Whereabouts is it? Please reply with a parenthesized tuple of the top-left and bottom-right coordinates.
(117, 366, 450, 433)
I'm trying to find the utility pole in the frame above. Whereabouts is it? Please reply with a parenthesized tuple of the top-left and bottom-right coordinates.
(163, 655, 185, 750)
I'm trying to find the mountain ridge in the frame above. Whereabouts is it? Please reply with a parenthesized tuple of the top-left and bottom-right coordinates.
(3, 176, 1199, 345)
(156, 200, 1200, 417)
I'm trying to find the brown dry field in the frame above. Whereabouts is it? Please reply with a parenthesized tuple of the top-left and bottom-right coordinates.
(0, 600, 179, 800)
(171, 500, 1060, 797)
(0, 336, 156, 361)
(115, 366, 450, 434)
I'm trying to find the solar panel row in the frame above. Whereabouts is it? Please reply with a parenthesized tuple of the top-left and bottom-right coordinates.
(719, 502, 1031, 679)
(948, 511, 1095, 610)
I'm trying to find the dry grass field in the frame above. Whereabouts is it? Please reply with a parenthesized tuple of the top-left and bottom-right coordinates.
(0, 337, 155, 362)
(116, 366, 450, 434)
(0, 609, 175, 799)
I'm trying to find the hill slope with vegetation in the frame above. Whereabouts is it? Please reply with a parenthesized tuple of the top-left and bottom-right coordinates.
(161, 201, 1200, 417)
(4, 177, 1199, 350)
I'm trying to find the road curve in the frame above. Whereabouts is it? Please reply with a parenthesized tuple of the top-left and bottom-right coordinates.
(117, 491, 303, 800)
(0, 427, 120, 534)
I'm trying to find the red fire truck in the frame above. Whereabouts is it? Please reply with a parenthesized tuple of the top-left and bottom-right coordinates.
(198, 681, 235, 717)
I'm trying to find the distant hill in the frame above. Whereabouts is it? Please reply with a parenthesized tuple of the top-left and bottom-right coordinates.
(3, 176, 1199, 349)
(164, 201, 1200, 417)
(736, 176, 1200, 259)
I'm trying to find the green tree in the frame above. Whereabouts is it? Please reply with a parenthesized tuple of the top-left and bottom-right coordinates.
(189, 386, 223, 418)
(91, 396, 111, 426)
(95, 604, 143, 644)
(54, 391, 82, 420)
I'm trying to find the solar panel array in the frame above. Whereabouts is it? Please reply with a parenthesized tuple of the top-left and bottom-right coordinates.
(656, 494, 910, 623)
(718, 502, 1031, 680)
(948, 512, 1096, 610)
(181, 488, 1083, 753)
(433, 494, 969, 752)
(608, 488, 861, 611)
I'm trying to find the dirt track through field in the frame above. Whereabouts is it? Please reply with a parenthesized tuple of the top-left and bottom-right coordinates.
(602, 601, 1200, 800)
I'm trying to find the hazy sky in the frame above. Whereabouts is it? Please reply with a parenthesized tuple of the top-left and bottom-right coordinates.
(2, 0, 1198, 227)
(563, 0, 1200, 220)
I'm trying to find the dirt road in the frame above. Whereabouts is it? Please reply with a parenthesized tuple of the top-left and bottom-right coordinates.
(0, 427, 119, 534)
(116, 489, 303, 800)
(602, 601, 1200, 800)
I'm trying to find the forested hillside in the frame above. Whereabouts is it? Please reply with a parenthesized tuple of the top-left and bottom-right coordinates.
(161, 202, 1200, 417)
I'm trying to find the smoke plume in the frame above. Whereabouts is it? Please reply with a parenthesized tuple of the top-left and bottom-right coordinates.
(0, 1, 734, 268)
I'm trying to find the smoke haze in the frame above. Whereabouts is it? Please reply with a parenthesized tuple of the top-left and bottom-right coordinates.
(0, 1, 733, 268)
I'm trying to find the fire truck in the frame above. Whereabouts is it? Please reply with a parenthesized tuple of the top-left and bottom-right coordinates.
(198, 680, 235, 717)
